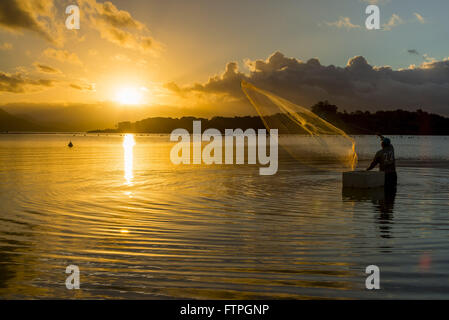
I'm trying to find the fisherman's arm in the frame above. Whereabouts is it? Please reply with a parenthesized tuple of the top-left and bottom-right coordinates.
(366, 153, 380, 171)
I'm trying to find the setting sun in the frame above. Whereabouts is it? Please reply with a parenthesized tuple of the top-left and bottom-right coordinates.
(115, 87, 143, 105)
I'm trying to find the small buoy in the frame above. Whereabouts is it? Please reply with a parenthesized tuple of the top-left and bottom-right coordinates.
(68, 141, 73, 148)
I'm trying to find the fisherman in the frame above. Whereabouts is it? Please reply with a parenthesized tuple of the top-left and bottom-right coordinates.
(366, 135, 397, 188)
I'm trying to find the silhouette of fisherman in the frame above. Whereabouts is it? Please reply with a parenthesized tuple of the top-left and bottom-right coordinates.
(366, 135, 397, 190)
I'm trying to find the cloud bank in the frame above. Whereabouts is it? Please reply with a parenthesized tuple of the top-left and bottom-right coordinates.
(326, 17, 361, 30)
(0, 71, 54, 93)
(0, 0, 161, 53)
(80, 0, 162, 53)
(0, 0, 60, 44)
(168, 51, 449, 115)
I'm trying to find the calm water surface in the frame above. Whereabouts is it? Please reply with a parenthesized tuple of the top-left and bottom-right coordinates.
(0, 134, 448, 299)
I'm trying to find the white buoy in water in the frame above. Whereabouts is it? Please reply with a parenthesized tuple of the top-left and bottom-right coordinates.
(343, 171, 384, 188)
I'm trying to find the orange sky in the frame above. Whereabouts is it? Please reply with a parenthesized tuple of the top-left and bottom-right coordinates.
(1, 0, 449, 117)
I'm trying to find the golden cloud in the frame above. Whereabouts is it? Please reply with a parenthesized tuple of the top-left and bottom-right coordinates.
(0, 70, 54, 93)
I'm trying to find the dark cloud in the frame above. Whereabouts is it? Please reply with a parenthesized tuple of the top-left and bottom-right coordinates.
(169, 51, 449, 115)
(0, 0, 56, 43)
(69, 84, 83, 90)
(69, 82, 95, 91)
(408, 49, 420, 55)
(0, 71, 54, 93)
(34, 63, 60, 74)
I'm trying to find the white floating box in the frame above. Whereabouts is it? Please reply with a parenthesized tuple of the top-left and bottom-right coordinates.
(342, 171, 385, 188)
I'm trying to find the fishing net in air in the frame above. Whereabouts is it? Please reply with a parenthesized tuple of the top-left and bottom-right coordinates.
(241, 81, 357, 171)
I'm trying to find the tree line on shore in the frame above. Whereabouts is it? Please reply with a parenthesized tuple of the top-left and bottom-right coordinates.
(89, 101, 449, 135)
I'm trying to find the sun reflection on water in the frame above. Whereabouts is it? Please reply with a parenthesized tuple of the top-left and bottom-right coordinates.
(123, 134, 135, 185)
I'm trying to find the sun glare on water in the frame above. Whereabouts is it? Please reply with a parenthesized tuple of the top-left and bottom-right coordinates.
(115, 87, 143, 105)
(123, 134, 135, 185)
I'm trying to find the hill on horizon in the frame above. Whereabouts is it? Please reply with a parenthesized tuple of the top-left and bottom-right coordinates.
(0, 109, 48, 132)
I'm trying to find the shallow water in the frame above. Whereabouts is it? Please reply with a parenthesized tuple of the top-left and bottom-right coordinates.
(0, 134, 448, 299)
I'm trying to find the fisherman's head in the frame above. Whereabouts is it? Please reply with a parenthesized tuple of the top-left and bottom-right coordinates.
(381, 137, 391, 149)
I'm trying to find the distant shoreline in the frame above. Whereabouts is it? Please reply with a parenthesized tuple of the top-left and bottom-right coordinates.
(0, 106, 449, 136)
(2, 104, 449, 135)
(0, 132, 86, 135)
(87, 108, 449, 135)
(1, 132, 449, 137)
